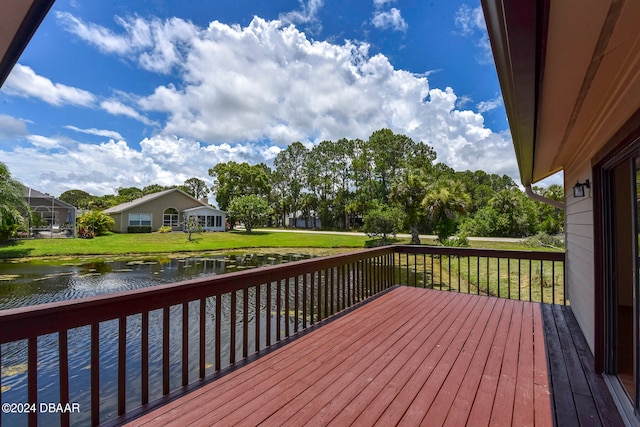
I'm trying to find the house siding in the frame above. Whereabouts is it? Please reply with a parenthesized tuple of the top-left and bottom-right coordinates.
(109, 191, 207, 233)
(564, 159, 595, 352)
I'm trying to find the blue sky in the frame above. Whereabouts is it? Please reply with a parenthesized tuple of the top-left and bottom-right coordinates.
(0, 0, 553, 197)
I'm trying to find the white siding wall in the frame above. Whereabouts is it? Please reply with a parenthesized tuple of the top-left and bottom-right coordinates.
(564, 159, 595, 352)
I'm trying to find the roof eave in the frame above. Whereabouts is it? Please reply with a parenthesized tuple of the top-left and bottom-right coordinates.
(0, 0, 56, 87)
(481, 0, 547, 186)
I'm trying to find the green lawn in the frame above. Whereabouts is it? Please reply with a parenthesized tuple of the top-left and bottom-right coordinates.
(0, 230, 380, 260)
(0, 230, 557, 261)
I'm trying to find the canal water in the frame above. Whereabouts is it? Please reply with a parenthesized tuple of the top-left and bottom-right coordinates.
(0, 253, 312, 426)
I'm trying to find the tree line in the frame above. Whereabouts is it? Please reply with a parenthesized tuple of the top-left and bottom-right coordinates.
(1, 128, 563, 243)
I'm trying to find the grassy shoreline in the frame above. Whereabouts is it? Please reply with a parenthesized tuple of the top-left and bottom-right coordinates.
(0, 230, 557, 262)
(0, 230, 378, 261)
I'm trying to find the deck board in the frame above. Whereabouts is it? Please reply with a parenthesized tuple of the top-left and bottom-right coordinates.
(124, 287, 623, 427)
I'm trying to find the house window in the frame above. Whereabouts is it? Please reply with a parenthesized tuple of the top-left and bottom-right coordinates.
(216, 216, 222, 227)
(197, 215, 206, 226)
(129, 213, 152, 226)
(207, 216, 215, 227)
(163, 208, 179, 227)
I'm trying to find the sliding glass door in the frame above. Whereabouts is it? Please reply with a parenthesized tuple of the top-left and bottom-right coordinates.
(603, 148, 640, 410)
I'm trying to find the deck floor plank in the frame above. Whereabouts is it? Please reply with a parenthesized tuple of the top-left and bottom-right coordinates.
(124, 287, 622, 427)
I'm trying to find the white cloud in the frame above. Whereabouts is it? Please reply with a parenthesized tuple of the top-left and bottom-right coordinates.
(3, 64, 96, 107)
(373, 0, 396, 7)
(279, 0, 324, 33)
(100, 100, 156, 126)
(26, 135, 61, 149)
(454, 4, 492, 64)
(476, 95, 503, 113)
(372, 8, 408, 32)
(1, 135, 281, 196)
(4, 14, 519, 195)
(0, 114, 28, 138)
(57, 12, 198, 74)
(64, 125, 124, 140)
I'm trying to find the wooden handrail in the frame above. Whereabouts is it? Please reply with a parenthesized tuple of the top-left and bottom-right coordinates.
(0, 246, 394, 344)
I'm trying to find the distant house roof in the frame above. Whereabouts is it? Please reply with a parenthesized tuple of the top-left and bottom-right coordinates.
(103, 188, 207, 214)
(0, 0, 55, 87)
(23, 185, 76, 210)
(183, 205, 226, 214)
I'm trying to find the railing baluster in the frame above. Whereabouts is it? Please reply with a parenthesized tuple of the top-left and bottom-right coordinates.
(230, 291, 237, 364)
(476, 256, 480, 295)
(457, 256, 461, 292)
(284, 278, 290, 338)
(340, 265, 345, 310)
(141, 311, 149, 404)
(552, 261, 556, 305)
(448, 255, 451, 291)
(91, 323, 100, 426)
(529, 260, 533, 302)
(199, 299, 206, 378)
(294, 275, 300, 333)
(255, 284, 261, 353)
(540, 260, 544, 304)
(324, 269, 329, 320)
(414, 253, 417, 287)
(507, 258, 511, 300)
(182, 303, 188, 387)
(302, 273, 308, 329)
(405, 252, 409, 286)
(330, 268, 335, 315)
(317, 271, 323, 322)
(497, 258, 501, 299)
(59, 330, 70, 427)
(243, 288, 249, 358)
(467, 256, 471, 294)
(276, 280, 282, 341)
(28, 337, 37, 427)
(486, 257, 490, 295)
(162, 307, 169, 395)
(215, 296, 222, 371)
(266, 283, 272, 345)
(310, 272, 315, 325)
(118, 316, 127, 415)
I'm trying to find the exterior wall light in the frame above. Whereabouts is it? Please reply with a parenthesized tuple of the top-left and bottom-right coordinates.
(573, 179, 590, 197)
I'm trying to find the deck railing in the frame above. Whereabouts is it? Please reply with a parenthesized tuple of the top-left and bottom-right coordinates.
(393, 245, 566, 305)
(0, 245, 564, 426)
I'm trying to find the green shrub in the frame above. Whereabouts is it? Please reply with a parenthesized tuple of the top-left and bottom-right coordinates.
(523, 232, 564, 250)
(77, 210, 114, 236)
(363, 205, 404, 245)
(127, 225, 152, 233)
(440, 234, 470, 247)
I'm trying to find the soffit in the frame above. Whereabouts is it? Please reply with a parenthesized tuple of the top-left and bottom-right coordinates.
(535, 0, 640, 181)
(0, 0, 55, 87)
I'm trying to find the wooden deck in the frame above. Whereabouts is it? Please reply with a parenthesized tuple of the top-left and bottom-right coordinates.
(124, 286, 622, 426)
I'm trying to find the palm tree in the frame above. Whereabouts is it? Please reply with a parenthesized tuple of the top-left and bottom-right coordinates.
(421, 179, 470, 242)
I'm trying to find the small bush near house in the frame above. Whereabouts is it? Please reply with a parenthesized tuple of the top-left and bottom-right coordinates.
(440, 234, 470, 247)
(523, 232, 564, 250)
(127, 225, 152, 233)
(77, 210, 114, 236)
(78, 227, 95, 239)
(158, 226, 172, 233)
(363, 205, 404, 246)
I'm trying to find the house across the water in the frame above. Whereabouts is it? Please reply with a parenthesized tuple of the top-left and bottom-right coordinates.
(23, 186, 77, 237)
(103, 188, 226, 233)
